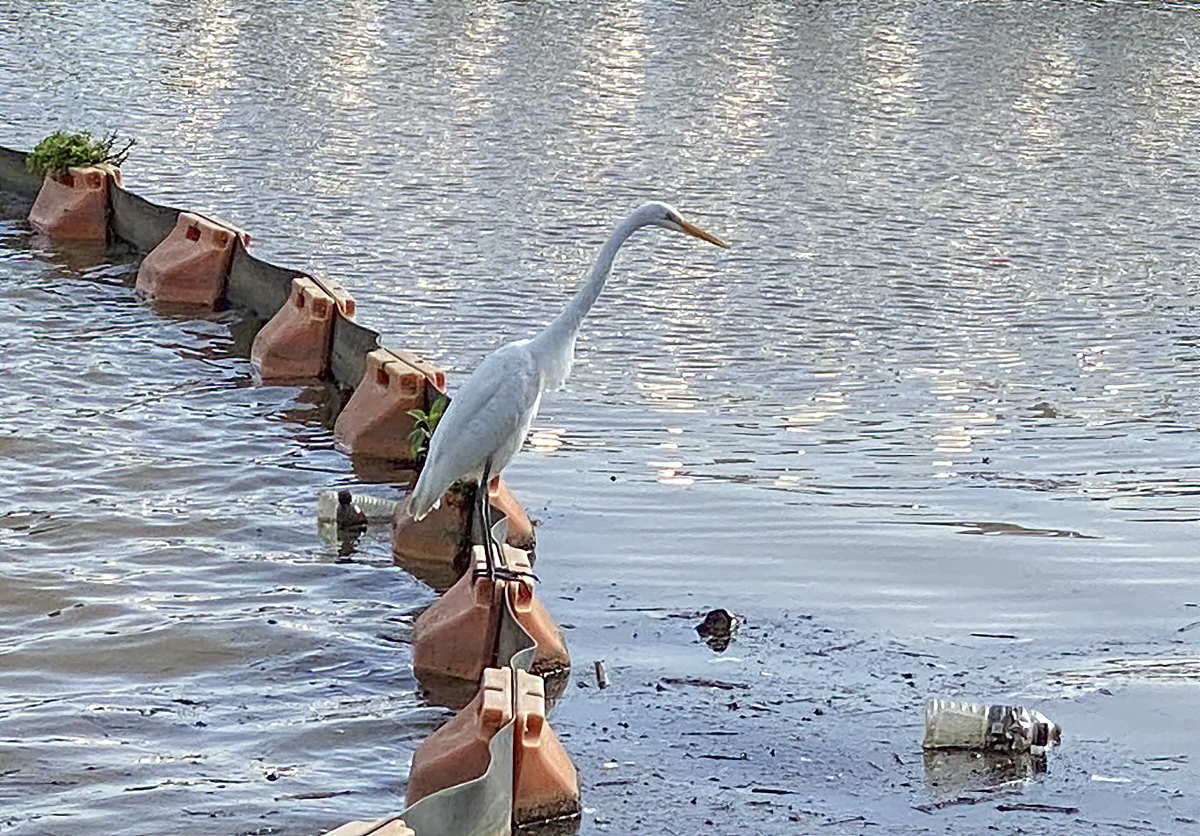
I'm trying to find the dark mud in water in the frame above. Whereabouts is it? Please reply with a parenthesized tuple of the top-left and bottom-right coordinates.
(551, 601, 1200, 835)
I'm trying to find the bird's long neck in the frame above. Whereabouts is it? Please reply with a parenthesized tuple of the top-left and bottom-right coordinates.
(530, 213, 644, 388)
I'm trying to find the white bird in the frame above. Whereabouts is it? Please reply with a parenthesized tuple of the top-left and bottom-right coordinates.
(407, 201, 729, 549)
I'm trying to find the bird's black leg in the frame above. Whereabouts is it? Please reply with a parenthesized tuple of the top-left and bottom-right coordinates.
(477, 458, 496, 578)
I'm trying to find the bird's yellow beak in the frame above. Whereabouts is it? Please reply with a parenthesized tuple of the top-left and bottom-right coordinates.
(678, 218, 731, 249)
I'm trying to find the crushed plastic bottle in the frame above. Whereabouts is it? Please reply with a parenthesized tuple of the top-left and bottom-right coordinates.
(923, 698, 1061, 753)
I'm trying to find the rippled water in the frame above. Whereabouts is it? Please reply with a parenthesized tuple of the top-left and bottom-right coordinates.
(3, 1, 1200, 834)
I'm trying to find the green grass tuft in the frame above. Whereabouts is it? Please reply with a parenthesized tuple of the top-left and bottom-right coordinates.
(27, 130, 135, 178)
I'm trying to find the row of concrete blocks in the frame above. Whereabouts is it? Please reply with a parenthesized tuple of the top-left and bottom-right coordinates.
(410, 545, 579, 827)
(22, 162, 581, 832)
(28, 162, 348, 380)
(25, 163, 442, 465)
(329, 541, 580, 835)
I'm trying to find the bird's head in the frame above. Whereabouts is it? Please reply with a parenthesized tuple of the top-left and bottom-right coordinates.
(638, 201, 731, 248)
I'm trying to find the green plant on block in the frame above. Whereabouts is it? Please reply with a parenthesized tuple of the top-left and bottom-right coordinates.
(407, 394, 450, 466)
(27, 130, 135, 178)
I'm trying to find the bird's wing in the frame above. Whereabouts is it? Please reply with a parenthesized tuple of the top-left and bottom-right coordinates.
(438, 343, 542, 467)
(409, 342, 542, 517)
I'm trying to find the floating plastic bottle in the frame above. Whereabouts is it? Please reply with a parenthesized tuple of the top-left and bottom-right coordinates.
(923, 698, 1060, 753)
(316, 490, 401, 557)
(316, 489, 399, 524)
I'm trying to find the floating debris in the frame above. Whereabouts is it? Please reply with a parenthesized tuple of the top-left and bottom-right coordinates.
(923, 698, 1060, 753)
(695, 608, 739, 652)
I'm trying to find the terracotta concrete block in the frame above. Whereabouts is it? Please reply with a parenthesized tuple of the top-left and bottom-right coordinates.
(392, 485, 474, 588)
(251, 276, 355, 382)
(406, 667, 512, 807)
(412, 560, 502, 685)
(513, 669, 580, 825)
(488, 478, 536, 553)
(412, 545, 568, 709)
(135, 211, 250, 307)
(391, 478, 535, 584)
(28, 164, 121, 241)
(503, 554, 571, 681)
(334, 348, 443, 461)
(392, 348, 444, 392)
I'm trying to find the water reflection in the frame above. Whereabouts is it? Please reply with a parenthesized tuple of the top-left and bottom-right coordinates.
(922, 749, 1046, 798)
(528, 426, 565, 454)
(846, 14, 922, 150)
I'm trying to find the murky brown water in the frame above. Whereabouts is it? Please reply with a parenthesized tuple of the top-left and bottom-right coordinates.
(2, 1, 1200, 834)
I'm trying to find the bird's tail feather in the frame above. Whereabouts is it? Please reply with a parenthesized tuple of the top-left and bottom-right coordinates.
(405, 492, 437, 522)
(407, 473, 448, 522)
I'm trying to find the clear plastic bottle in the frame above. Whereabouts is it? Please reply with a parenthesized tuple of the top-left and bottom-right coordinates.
(923, 698, 1060, 753)
(316, 489, 400, 523)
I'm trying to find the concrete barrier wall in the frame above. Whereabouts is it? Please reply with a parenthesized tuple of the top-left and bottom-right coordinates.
(1, 144, 374, 392)
(0, 145, 42, 200)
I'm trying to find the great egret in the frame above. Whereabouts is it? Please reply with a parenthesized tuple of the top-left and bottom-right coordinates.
(407, 201, 729, 560)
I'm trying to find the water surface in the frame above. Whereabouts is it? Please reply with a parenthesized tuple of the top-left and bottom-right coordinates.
(2, 2, 1199, 833)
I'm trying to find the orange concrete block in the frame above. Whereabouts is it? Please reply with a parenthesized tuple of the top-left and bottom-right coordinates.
(412, 545, 569, 708)
(28, 164, 121, 240)
(390, 347, 446, 392)
(333, 348, 443, 461)
(251, 276, 355, 382)
(406, 667, 512, 807)
(135, 211, 250, 308)
(513, 668, 580, 825)
(412, 558, 503, 685)
(392, 485, 473, 589)
(391, 478, 536, 584)
(503, 555, 571, 681)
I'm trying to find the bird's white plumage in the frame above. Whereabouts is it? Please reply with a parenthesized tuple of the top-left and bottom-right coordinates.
(408, 340, 541, 518)
(406, 201, 727, 521)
